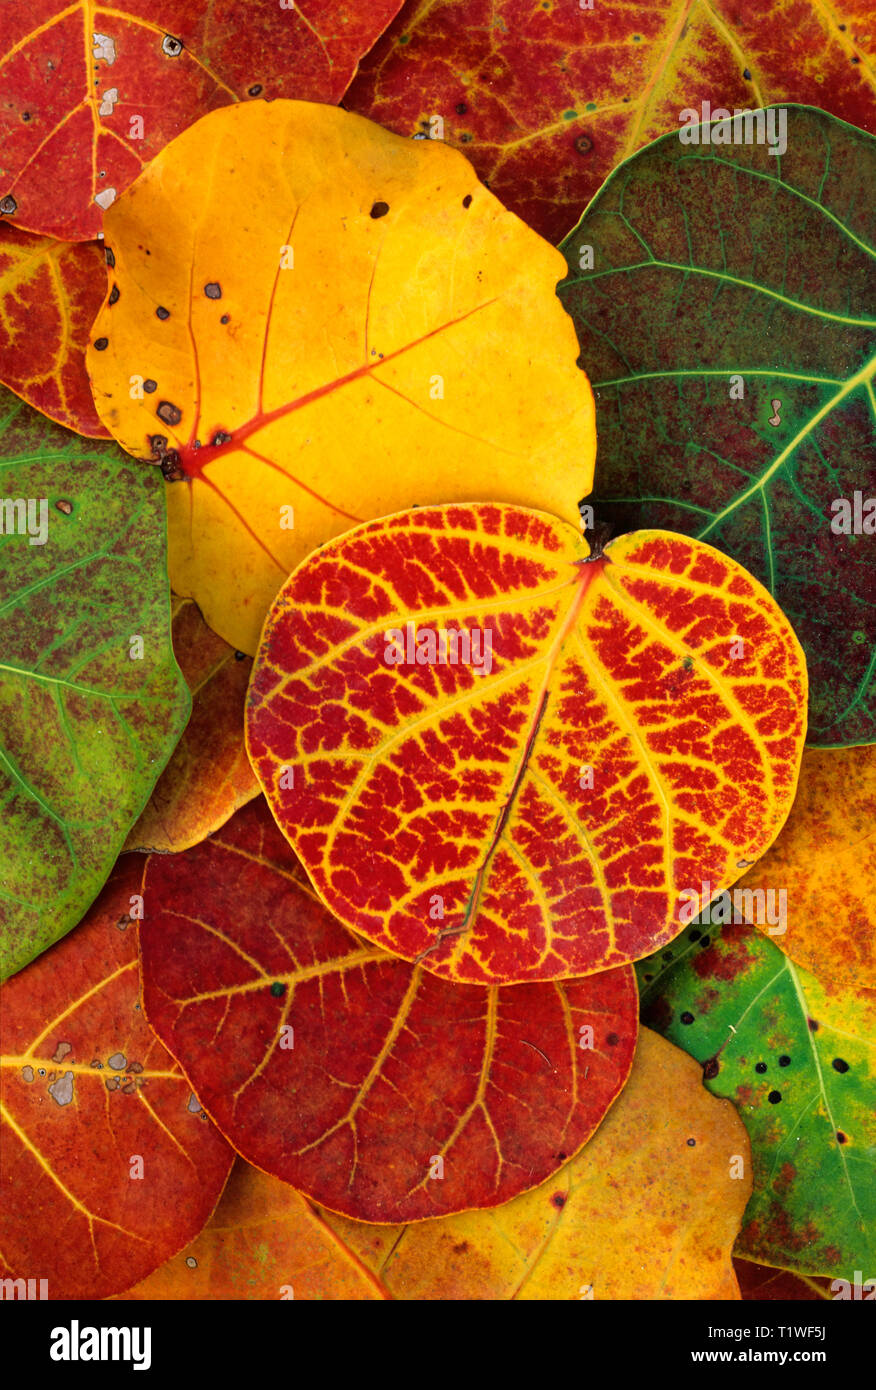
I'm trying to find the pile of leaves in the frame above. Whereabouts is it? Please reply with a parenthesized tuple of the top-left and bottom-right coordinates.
(0, 0, 873, 1302)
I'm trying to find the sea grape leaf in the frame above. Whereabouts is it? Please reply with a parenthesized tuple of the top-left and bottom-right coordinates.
(637, 920, 876, 1279)
(557, 106, 876, 748)
(0, 860, 234, 1299)
(246, 502, 807, 987)
(0, 225, 109, 437)
(346, 1, 876, 245)
(0, 388, 190, 980)
(121, 1031, 750, 1300)
(124, 597, 258, 853)
(85, 99, 596, 655)
(734, 1258, 831, 1301)
(116, 1161, 389, 1301)
(736, 745, 876, 1000)
(138, 798, 638, 1224)
(0, 0, 404, 240)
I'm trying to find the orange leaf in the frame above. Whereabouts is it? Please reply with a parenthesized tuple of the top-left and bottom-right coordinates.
(0, 224, 108, 436)
(139, 798, 638, 1223)
(124, 597, 259, 853)
(0, 859, 234, 1298)
(121, 1030, 751, 1300)
(115, 1162, 388, 1301)
(246, 503, 808, 986)
(738, 745, 876, 998)
(85, 99, 595, 654)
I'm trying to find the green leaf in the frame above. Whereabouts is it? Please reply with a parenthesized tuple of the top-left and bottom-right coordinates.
(0, 387, 190, 979)
(636, 918, 875, 1280)
(559, 105, 876, 748)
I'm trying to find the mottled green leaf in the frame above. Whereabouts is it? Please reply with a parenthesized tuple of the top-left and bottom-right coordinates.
(0, 387, 189, 979)
(559, 105, 876, 748)
(637, 919, 875, 1280)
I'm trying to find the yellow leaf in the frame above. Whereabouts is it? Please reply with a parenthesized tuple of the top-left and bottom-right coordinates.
(87, 101, 595, 654)
(119, 1030, 751, 1300)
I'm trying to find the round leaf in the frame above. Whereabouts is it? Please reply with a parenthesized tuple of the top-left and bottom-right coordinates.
(139, 798, 638, 1223)
(124, 1030, 751, 1299)
(85, 99, 596, 654)
(0, 860, 234, 1299)
(0, 388, 190, 980)
(557, 106, 876, 747)
(246, 502, 808, 986)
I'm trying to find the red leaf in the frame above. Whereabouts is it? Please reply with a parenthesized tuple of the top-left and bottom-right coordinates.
(346, 0, 876, 244)
(0, 860, 234, 1299)
(0, 224, 108, 436)
(0, 0, 404, 239)
(139, 798, 638, 1223)
(246, 504, 808, 986)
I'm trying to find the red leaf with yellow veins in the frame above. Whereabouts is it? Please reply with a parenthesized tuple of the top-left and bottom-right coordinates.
(139, 798, 638, 1223)
(0, 0, 404, 240)
(0, 860, 234, 1299)
(246, 503, 808, 986)
(124, 597, 259, 854)
(346, 0, 876, 244)
(0, 225, 108, 436)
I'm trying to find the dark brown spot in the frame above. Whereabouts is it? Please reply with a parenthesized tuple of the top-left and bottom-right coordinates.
(808, 1017, 819, 1031)
(22, 111, 31, 122)
(105, 247, 115, 267)
(248, 84, 263, 96)
(157, 400, 182, 426)
(575, 134, 592, 155)
(156, 305, 170, 320)
(779, 1054, 791, 1067)
(55, 499, 73, 515)
(220, 313, 230, 324)
(109, 285, 120, 305)
(680, 1011, 694, 1025)
(93, 336, 108, 351)
(686, 1138, 696, 1147)
(606, 1032, 619, 1046)
(0, 194, 18, 215)
(234, 650, 246, 661)
(460, 132, 473, 143)
(456, 102, 467, 114)
(768, 1090, 782, 1104)
(148, 434, 168, 455)
(755, 1062, 767, 1074)
(702, 1056, 720, 1080)
(211, 430, 232, 446)
(832, 1058, 849, 1073)
(836, 1131, 848, 1144)
(462, 194, 473, 208)
(451, 1241, 469, 1254)
(204, 281, 222, 299)
(370, 201, 390, 218)
(551, 1191, 567, 1209)
(159, 452, 184, 482)
(143, 379, 157, 393)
